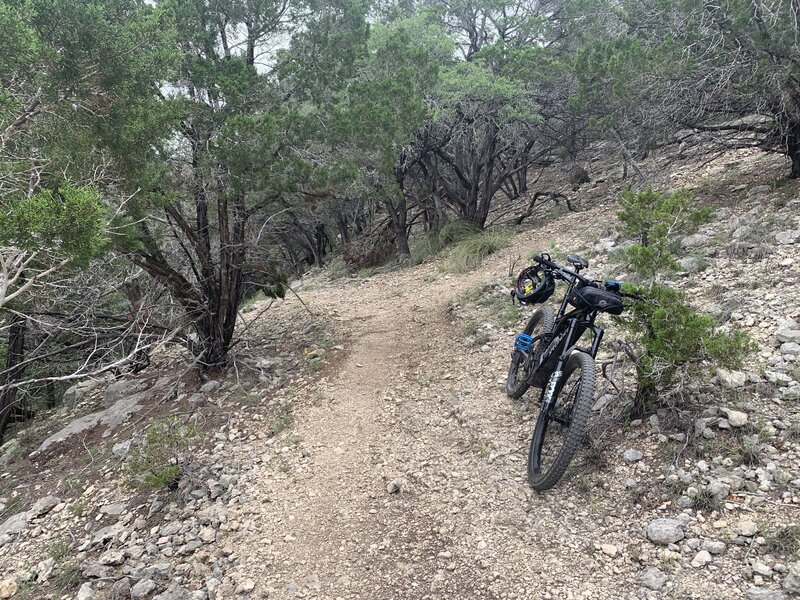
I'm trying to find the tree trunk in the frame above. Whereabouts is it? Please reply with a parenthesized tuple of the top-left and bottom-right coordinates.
(789, 123, 800, 179)
(384, 194, 411, 258)
(0, 314, 27, 443)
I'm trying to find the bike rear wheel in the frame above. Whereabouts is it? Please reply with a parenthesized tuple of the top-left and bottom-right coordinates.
(507, 306, 554, 399)
(528, 351, 595, 491)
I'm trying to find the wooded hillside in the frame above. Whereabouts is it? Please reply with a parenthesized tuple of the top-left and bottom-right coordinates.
(1, 0, 798, 441)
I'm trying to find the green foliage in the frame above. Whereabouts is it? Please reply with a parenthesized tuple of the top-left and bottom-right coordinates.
(48, 538, 71, 561)
(620, 283, 754, 403)
(617, 188, 711, 282)
(444, 228, 512, 273)
(0, 186, 107, 267)
(765, 525, 800, 556)
(411, 220, 482, 264)
(124, 417, 198, 491)
(615, 188, 753, 410)
(270, 404, 294, 436)
(436, 60, 541, 124)
(438, 220, 482, 245)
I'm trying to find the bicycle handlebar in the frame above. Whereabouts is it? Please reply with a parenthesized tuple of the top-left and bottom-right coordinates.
(532, 254, 592, 285)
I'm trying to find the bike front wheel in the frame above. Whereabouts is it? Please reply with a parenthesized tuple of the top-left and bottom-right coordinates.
(507, 306, 554, 399)
(528, 351, 595, 491)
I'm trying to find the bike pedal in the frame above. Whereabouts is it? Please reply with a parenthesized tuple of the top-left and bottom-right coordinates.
(514, 332, 534, 351)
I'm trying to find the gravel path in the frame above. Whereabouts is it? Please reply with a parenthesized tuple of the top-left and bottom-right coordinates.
(226, 206, 630, 599)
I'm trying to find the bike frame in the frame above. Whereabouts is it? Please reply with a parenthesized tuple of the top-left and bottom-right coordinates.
(525, 265, 605, 416)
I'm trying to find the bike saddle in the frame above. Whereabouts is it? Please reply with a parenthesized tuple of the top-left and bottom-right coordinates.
(567, 254, 589, 269)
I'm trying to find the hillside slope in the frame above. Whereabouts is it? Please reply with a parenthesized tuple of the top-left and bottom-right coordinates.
(1, 149, 799, 600)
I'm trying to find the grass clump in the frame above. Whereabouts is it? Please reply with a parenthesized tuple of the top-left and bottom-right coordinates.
(49, 538, 71, 561)
(765, 525, 800, 555)
(125, 417, 199, 491)
(411, 220, 483, 264)
(444, 228, 512, 273)
(270, 404, 294, 436)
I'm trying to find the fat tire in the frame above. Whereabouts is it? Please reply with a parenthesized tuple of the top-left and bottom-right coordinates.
(507, 306, 554, 399)
(527, 351, 595, 491)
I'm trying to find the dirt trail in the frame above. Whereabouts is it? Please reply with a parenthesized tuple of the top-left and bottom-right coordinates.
(228, 205, 630, 600)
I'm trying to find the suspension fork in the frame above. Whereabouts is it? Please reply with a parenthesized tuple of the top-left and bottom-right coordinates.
(541, 318, 579, 411)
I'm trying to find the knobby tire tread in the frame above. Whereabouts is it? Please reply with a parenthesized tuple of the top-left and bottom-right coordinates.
(528, 351, 595, 491)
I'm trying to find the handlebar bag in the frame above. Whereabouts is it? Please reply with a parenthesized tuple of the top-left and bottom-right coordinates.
(568, 283, 624, 315)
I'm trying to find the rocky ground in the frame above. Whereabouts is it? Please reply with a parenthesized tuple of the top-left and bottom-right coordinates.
(0, 149, 799, 600)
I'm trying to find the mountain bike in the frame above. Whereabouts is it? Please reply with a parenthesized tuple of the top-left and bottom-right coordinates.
(507, 253, 634, 491)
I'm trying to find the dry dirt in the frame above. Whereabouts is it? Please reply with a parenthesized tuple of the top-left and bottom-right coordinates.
(224, 205, 646, 600)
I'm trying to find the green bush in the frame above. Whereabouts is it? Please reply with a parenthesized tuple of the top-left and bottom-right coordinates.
(411, 231, 446, 264)
(438, 219, 482, 245)
(615, 188, 753, 413)
(618, 187, 711, 282)
(444, 228, 512, 273)
(619, 283, 754, 410)
(411, 220, 483, 265)
(124, 417, 199, 491)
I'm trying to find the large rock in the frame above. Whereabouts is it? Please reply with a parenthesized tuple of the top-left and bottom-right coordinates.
(37, 391, 149, 453)
(104, 379, 148, 408)
(739, 519, 759, 537)
(152, 583, 190, 600)
(784, 561, 800, 594)
(746, 588, 786, 600)
(717, 369, 747, 389)
(76, 582, 95, 600)
(723, 408, 748, 427)
(63, 379, 103, 404)
(0, 512, 28, 536)
(639, 567, 668, 590)
(777, 321, 800, 345)
(623, 448, 644, 463)
(747, 185, 772, 198)
(681, 234, 709, 248)
(775, 230, 800, 245)
(29, 495, 61, 517)
(0, 439, 21, 466)
(691, 549, 712, 567)
(646, 518, 685, 545)
(678, 256, 703, 272)
(781, 342, 800, 356)
(0, 578, 17, 599)
(131, 578, 157, 599)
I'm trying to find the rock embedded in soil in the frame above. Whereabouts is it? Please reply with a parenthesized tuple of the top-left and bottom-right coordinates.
(724, 409, 749, 427)
(638, 567, 668, 591)
(623, 448, 644, 463)
(746, 588, 787, 600)
(29, 495, 60, 516)
(691, 550, 712, 568)
(0, 578, 18, 599)
(701, 539, 726, 555)
(784, 562, 800, 594)
(131, 578, 157, 599)
(776, 320, 800, 344)
(76, 582, 96, 600)
(646, 518, 685, 545)
(738, 519, 759, 537)
(717, 369, 747, 388)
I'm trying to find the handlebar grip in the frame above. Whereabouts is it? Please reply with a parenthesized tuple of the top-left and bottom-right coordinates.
(533, 254, 558, 269)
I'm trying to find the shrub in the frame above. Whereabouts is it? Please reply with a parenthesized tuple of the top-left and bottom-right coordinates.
(765, 525, 800, 555)
(411, 231, 445, 264)
(444, 228, 512, 273)
(411, 220, 483, 265)
(618, 187, 711, 282)
(615, 188, 753, 413)
(342, 231, 394, 268)
(124, 417, 199, 491)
